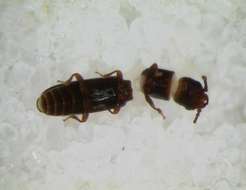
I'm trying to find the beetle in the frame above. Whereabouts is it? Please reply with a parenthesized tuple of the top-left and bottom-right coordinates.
(141, 63, 208, 123)
(36, 70, 133, 122)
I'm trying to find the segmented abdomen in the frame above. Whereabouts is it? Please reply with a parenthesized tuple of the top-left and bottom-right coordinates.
(38, 82, 84, 115)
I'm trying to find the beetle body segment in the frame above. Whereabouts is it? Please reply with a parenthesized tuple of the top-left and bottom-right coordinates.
(141, 63, 209, 123)
(141, 63, 174, 100)
(86, 77, 132, 112)
(37, 82, 84, 115)
(37, 71, 133, 122)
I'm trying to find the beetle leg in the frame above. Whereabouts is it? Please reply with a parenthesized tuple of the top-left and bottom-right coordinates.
(63, 113, 89, 123)
(202, 76, 208, 92)
(95, 70, 123, 80)
(144, 93, 165, 119)
(193, 109, 201, 124)
(81, 112, 89, 122)
(57, 73, 83, 85)
(63, 115, 80, 122)
(108, 106, 120, 114)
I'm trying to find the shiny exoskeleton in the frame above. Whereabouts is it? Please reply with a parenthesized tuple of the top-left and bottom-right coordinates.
(36, 71, 133, 122)
(141, 63, 209, 123)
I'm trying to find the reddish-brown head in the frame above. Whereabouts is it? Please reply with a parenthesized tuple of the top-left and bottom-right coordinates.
(174, 77, 209, 110)
(174, 76, 208, 123)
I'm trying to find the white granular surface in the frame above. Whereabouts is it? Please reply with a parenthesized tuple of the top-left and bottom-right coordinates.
(1, 0, 246, 189)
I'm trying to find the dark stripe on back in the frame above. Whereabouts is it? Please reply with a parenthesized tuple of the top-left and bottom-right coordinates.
(65, 85, 75, 114)
(60, 86, 72, 114)
(70, 84, 83, 113)
(50, 91, 57, 115)
(53, 88, 63, 115)
(45, 92, 54, 114)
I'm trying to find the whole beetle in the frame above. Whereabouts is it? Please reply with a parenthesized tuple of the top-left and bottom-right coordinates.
(36, 70, 133, 122)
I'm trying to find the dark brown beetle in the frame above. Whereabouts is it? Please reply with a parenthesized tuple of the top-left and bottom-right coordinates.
(141, 63, 208, 123)
(36, 70, 133, 122)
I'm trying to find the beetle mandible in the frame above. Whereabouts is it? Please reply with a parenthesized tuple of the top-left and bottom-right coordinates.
(36, 70, 133, 122)
(141, 63, 208, 123)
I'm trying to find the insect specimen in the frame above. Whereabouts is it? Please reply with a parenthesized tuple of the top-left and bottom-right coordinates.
(36, 70, 133, 122)
(141, 63, 208, 123)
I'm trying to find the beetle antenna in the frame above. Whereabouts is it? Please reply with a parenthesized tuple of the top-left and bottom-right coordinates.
(95, 71, 104, 77)
(193, 109, 201, 124)
(95, 70, 123, 80)
(202, 76, 208, 92)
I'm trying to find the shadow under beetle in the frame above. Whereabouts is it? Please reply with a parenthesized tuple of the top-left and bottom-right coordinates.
(141, 63, 209, 123)
(36, 70, 133, 122)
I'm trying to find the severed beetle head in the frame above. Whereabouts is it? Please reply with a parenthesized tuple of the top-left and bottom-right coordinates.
(174, 76, 209, 123)
(174, 77, 208, 110)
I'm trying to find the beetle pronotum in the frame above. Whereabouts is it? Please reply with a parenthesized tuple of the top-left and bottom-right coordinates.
(141, 63, 209, 123)
(36, 70, 133, 122)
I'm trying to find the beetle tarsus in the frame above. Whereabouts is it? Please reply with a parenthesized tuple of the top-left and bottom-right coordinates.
(202, 76, 208, 92)
(57, 73, 83, 85)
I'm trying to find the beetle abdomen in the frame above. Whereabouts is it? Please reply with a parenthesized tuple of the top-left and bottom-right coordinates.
(37, 82, 84, 115)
